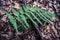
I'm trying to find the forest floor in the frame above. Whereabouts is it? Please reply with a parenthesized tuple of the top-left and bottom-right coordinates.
(0, 0, 60, 40)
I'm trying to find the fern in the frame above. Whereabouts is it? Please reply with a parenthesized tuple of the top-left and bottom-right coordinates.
(3, 10, 18, 32)
(2, 6, 55, 32)
(12, 8, 26, 29)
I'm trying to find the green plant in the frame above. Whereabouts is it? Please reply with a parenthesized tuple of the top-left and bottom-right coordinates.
(2, 5, 55, 32)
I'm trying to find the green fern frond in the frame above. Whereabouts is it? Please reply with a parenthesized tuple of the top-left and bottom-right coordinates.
(2, 5, 55, 32)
